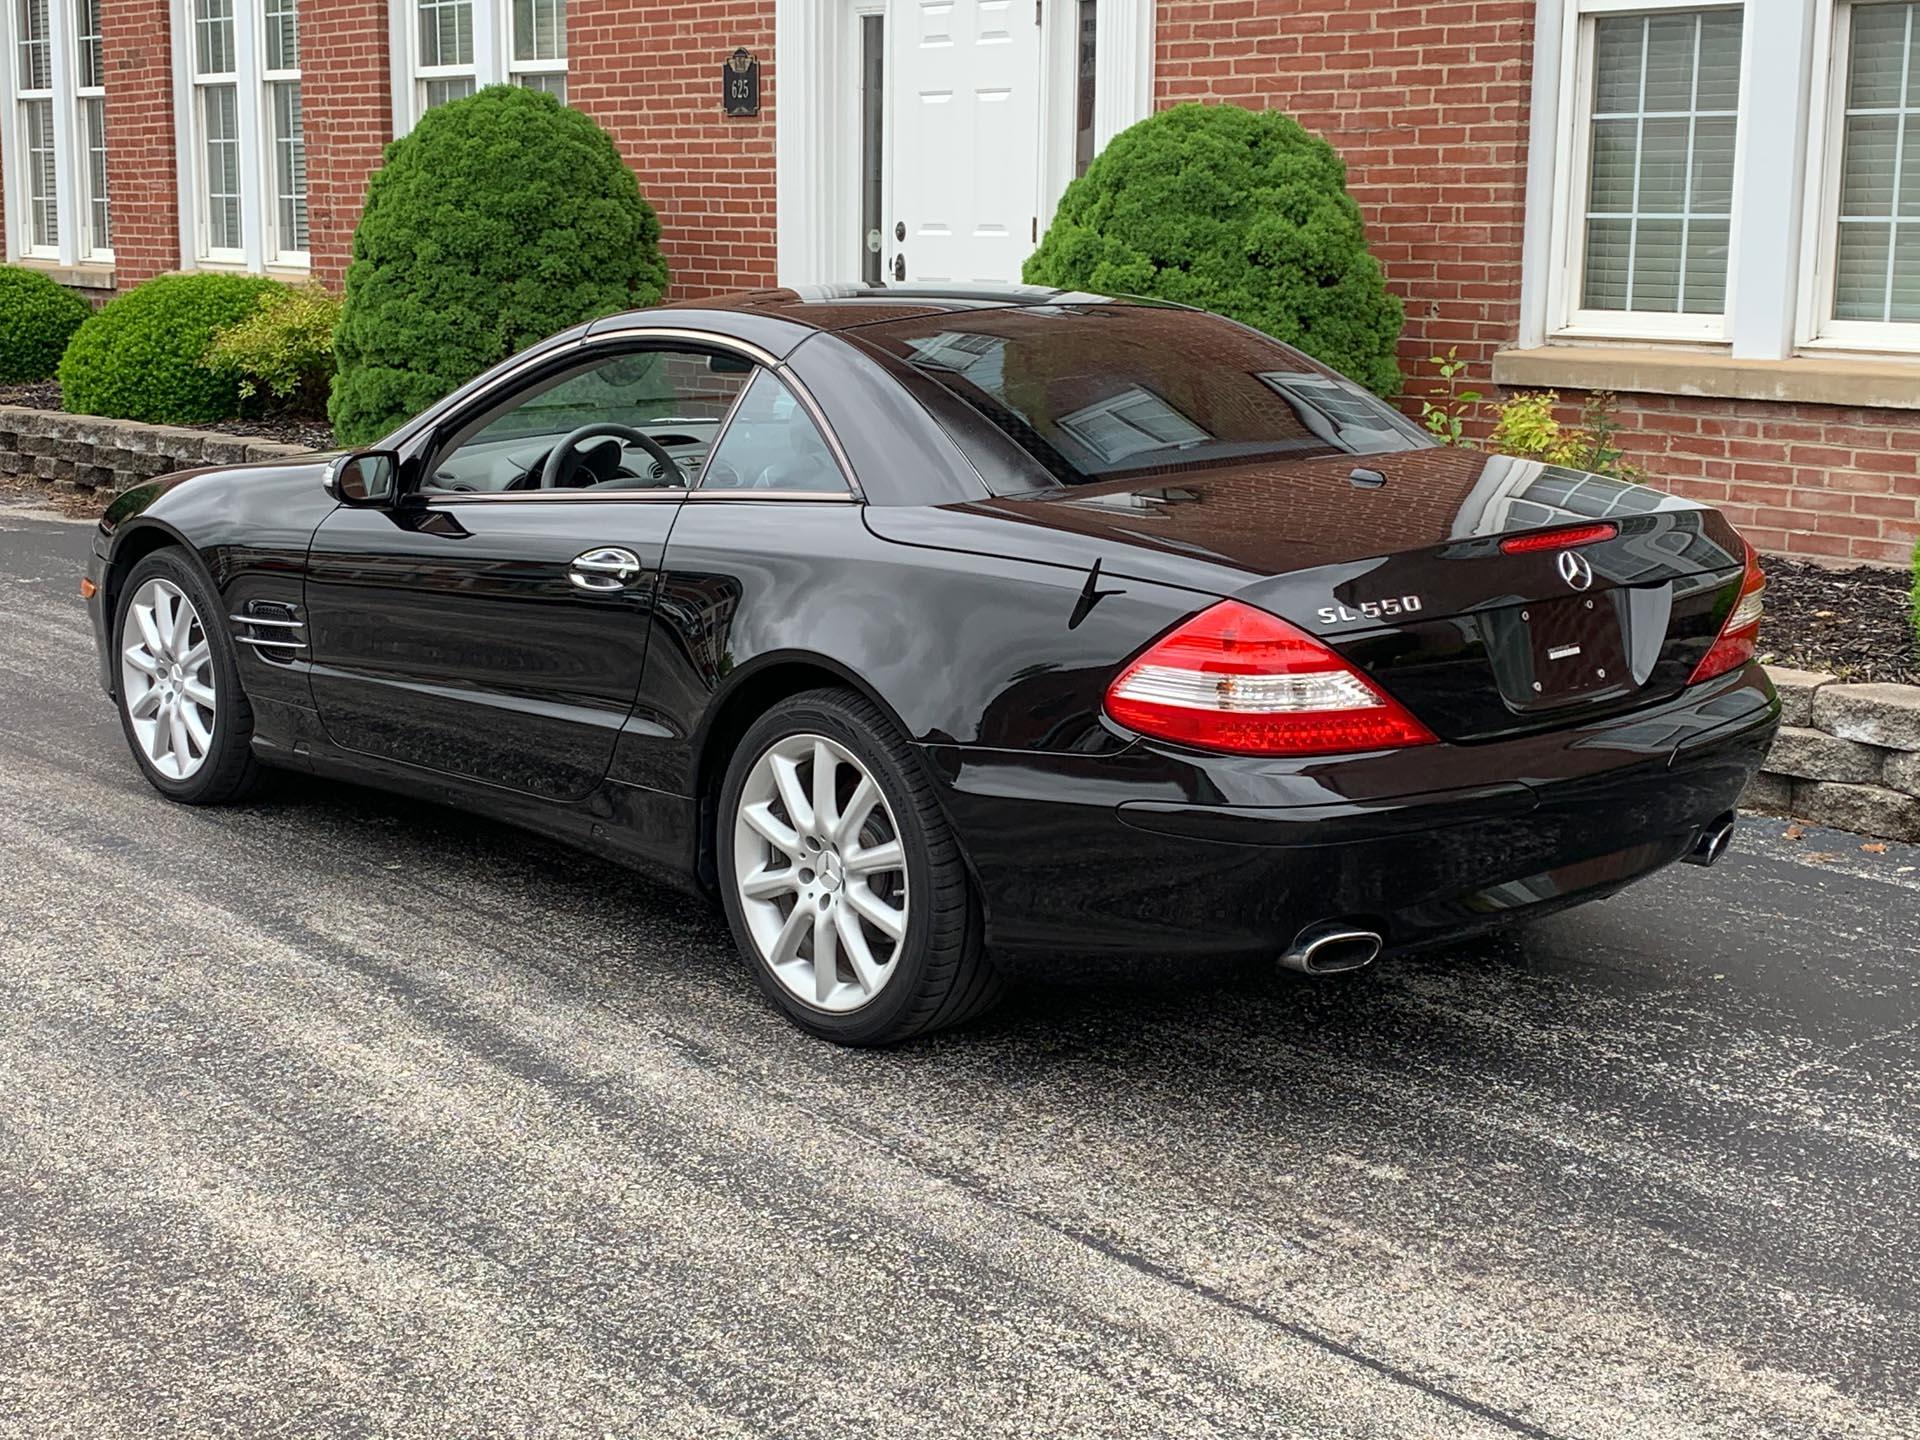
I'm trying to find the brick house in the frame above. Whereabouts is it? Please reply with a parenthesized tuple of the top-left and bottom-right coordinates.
(1, 0, 1916, 565)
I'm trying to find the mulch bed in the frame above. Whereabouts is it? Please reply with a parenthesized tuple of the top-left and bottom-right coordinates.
(0, 381, 336, 451)
(0, 380, 59, 411)
(1758, 557, 1917, 686)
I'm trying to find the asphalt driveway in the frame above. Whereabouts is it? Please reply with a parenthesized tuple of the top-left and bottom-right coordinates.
(1, 497, 1916, 1439)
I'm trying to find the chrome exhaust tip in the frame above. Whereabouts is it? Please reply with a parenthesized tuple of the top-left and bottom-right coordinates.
(1685, 813, 1737, 867)
(1279, 923, 1384, 976)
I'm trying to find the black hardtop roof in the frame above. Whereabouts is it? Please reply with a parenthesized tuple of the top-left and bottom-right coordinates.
(583, 283, 1192, 357)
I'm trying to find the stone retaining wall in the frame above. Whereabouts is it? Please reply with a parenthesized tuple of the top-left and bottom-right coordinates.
(1746, 667, 1920, 841)
(0, 402, 310, 493)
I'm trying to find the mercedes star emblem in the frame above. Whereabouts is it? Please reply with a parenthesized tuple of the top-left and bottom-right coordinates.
(1557, 549, 1595, 592)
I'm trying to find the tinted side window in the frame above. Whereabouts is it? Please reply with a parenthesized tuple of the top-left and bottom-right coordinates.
(426, 347, 751, 494)
(466, 350, 745, 446)
(699, 371, 846, 493)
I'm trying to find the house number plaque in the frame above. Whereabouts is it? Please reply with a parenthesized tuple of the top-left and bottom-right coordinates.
(723, 48, 760, 116)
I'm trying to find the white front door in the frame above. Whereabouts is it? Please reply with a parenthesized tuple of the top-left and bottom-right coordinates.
(887, 0, 1043, 283)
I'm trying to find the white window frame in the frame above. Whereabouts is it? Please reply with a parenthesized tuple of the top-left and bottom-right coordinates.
(0, 0, 113, 266)
(1539, 0, 1752, 345)
(1797, 0, 1920, 352)
(262, 0, 307, 266)
(13, 0, 60, 260)
(388, 0, 568, 134)
(169, 0, 310, 273)
(73, 0, 108, 258)
(1523, 0, 1825, 360)
(507, 0, 564, 95)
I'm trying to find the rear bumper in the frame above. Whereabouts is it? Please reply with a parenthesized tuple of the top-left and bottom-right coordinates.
(928, 664, 1778, 970)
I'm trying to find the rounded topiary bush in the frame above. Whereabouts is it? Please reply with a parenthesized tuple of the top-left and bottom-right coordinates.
(59, 272, 286, 424)
(330, 85, 668, 445)
(1024, 103, 1404, 397)
(0, 266, 92, 385)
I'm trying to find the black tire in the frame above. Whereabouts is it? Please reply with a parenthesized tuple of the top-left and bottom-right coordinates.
(111, 548, 263, 805)
(717, 687, 1003, 1045)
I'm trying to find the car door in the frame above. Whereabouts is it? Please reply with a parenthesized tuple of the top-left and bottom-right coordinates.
(609, 363, 867, 806)
(302, 337, 755, 802)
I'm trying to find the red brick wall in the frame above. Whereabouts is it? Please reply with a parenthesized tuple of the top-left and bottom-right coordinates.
(1154, 0, 1534, 383)
(303, 0, 393, 287)
(101, 0, 179, 285)
(569, 0, 778, 298)
(1595, 396, 1920, 567)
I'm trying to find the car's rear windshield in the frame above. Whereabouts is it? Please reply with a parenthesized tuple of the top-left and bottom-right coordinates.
(845, 304, 1431, 487)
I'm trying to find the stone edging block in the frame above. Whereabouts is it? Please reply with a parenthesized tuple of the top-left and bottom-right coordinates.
(1753, 666, 1920, 841)
(0, 401, 314, 495)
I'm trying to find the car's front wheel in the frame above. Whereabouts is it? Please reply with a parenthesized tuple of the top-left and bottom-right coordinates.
(718, 688, 1001, 1045)
(113, 549, 262, 805)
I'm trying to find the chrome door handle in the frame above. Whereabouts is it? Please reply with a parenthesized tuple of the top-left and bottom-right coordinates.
(569, 547, 644, 592)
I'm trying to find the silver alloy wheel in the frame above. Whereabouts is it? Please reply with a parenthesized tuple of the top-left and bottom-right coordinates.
(120, 577, 217, 781)
(732, 732, 910, 1013)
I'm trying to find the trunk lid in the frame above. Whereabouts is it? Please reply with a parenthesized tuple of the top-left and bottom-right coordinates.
(880, 448, 1750, 743)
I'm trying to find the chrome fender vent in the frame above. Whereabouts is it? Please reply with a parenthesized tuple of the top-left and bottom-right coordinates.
(229, 600, 307, 665)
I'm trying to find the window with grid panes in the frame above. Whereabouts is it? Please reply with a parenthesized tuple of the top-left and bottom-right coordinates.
(1832, 3, 1920, 323)
(1580, 8, 1743, 318)
(3, 0, 114, 262)
(263, 0, 306, 258)
(415, 0, 475, 109)
(172, 0, 308, 268)
(510, 0, 564, 96)
(74, 0, 107, 254)
(14, 0, 56, 252)
(398, 0, 568, 124)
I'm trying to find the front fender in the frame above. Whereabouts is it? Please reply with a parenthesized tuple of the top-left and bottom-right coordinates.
(89, 456, 339, 703)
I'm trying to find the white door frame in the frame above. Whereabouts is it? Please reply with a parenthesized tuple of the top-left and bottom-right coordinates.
(776, 0, 1155, 287)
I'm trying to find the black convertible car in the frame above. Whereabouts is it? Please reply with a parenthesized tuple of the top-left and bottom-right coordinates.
(84, 284, 1778, 1044)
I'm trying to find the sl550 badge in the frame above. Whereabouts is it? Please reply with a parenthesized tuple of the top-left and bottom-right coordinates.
(1316, 594, 1424, 625)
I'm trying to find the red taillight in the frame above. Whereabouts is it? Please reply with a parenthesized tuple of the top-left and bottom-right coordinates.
(1104, 600, 1438, 756)
(1688, 540, 1766, 685)
(1499, 522, 1619, 555)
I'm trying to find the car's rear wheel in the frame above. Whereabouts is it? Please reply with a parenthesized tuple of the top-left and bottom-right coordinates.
(718, 688, 1001, 1045)
(113, 549, 262, 805)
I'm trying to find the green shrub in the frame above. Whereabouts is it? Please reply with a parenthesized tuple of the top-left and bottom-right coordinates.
(330, 85, 668, 445)
(206, 284, 342, 418)
(0, 266, 92, 384)
(1911, 535, 1919, 660)
(1024, 103, 1404, 397)
(1418, 350, 1641, 482)
(60, 272, 286, 424)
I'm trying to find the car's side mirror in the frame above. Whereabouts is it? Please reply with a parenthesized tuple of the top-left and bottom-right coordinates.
(328, 450, 399, 506)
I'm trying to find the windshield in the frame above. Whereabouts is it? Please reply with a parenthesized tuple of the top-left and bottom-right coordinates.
(846, 305, 1431, 486)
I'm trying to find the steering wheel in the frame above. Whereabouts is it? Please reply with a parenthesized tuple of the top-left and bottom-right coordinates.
(537, 423, 686, 489)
